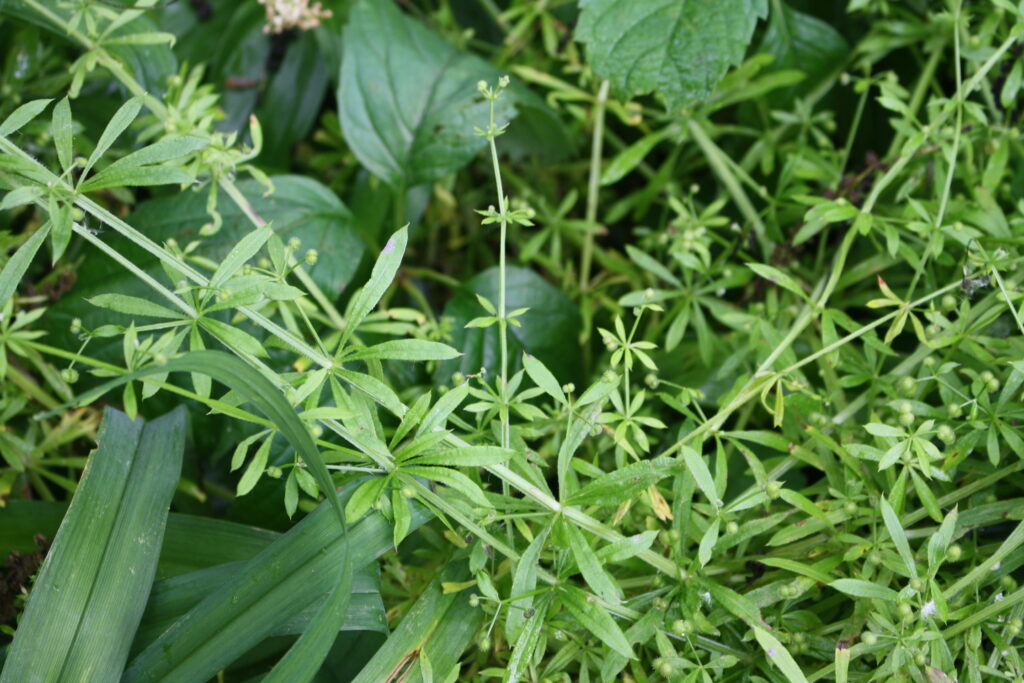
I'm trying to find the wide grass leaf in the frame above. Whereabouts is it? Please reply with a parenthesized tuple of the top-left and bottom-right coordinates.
(0, 501, 279, 579)
(135, 562, 386, 650)
(0, 406, 185, 683)
(350, 564, 484, 682)
(124, 487, 431, 681)
(53, 350, 359, 678)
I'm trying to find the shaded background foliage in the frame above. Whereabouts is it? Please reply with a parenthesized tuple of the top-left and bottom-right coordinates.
(2, 0, 1024, 681)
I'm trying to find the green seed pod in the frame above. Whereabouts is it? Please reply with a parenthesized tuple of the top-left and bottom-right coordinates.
(861, 631, 878, 646)
(673, 619, 693, 635)
(937, 424, 955, 444)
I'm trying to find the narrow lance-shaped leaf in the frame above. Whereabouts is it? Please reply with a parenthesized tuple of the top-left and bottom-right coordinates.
(52, 97, 73, 172)
(559, 585, 634, 660)
(567, 457, 681, 506)
(682, 445, 721, 507)
(928, 507, 958, 573)
(564, 521, 623, 604)
(506, 522, 551, 641)
(338, 225, 408, 350)
(522, 352, 566, 404)
(880, 495, 917, 578)
(81, 96, 143, 181)
(346, 338, 460, 362)
(753, 626, 809, 683)
(0, 98, 52, 136)
(0, 223, 49, 308)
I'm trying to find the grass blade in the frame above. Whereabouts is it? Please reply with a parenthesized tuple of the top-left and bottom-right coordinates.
(123, 490, 431, 681)
(351, 564, 484, 683)
(0, 406, 184, 682)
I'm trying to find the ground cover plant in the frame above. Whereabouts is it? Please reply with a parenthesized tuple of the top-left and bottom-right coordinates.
(1, 0, 1024, 680)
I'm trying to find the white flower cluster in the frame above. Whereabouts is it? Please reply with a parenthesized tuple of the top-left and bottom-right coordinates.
(258, 0, 332, 34)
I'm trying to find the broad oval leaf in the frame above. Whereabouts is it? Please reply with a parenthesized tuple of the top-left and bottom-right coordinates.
(339, 0, 517, 187)
(576, 0, 768, 111)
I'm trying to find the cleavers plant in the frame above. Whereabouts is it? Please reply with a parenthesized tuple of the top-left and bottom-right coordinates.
(3, 0, 1024, 682)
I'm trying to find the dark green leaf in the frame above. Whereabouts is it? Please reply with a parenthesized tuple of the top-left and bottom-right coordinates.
(339, 0, 517, 187)
(576, 0, 768, 111)
(758, 3, 849, 103)
(437, 266, 582, 385)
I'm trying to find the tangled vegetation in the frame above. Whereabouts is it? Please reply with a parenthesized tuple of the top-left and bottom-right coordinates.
(2, 0, 1024, 681)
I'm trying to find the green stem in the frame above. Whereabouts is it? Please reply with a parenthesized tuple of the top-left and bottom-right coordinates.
(486, 91, 511, 450)
(579, 79, 609, 293)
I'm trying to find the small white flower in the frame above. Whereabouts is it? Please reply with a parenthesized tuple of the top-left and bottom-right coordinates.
(995, 592, 1005, 602)
(699, 591, 712, 605)
(920, 600, 936, 618)
(993, 561, 1002, 571)
(258, 0, 332, 34)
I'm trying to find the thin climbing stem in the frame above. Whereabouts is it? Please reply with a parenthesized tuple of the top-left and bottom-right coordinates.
(579, 79, 609, 293)
(485, 84, 512, 450)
